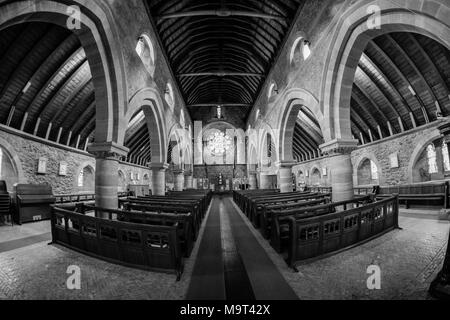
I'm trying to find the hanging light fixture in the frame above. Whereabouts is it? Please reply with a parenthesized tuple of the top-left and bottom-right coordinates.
(303, 40, 311, 60)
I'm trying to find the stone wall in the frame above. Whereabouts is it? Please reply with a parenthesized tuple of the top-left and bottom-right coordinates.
(194, 165, 247, 187)
(0, 126, 151, 194)
(293, 122, 445, 187)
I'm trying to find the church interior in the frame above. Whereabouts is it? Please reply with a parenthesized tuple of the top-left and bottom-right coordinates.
(0, 0, 449, 301)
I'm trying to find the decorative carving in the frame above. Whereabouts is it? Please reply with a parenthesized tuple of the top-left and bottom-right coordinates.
(319, 139, 359, 156)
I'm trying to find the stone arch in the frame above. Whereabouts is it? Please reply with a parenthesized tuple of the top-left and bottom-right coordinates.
(0, 136, 26, 190)
(320, 1, 450, 141)
(277, 88, 324, 161)
(0, 1, 128, 144)
(126, 88, 168, 164)
(167, 124, 183, 167)
(258, 122, 279, 169)
(353, 153, 382, 186)
(310, 166, 322, 186)
(407, 129, 442, 184)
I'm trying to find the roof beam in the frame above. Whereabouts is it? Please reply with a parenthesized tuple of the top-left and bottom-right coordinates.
(178, 72, 264, 78)
(385, 34, 442, 115)
(187, 103, 252, 108)
(157, 10, 286, 23)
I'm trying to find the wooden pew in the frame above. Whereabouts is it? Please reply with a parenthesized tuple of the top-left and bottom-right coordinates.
(233, 189, 280, 211)
(306, 186, 332, 194)
(377, 182, 449, 208)
(120, 201, 200, 241)
(354, 186, 379, 196)
(259, 195, 332, 239)
(14, 184, 56, 224)
(54, 193, 95, 204)
(271, 195, 374, 253)
(81, 205, 194, 258)
(0, 181, 12, 225)
(244, 191, 312, 219)
(51, 206, 183, 280)
(285, 196, 399, 268)
(133, 195, 207, 218)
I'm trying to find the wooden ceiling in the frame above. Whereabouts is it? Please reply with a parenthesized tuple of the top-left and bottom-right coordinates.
(292, 32, 450, 162)
(146, 0, 305, 121)
(1, 23, 449, 166)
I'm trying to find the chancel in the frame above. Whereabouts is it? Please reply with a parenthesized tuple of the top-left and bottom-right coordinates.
(0, 0, 450, 302)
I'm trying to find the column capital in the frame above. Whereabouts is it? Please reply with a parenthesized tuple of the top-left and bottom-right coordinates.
(150, 162, 169, 171)
(275, 160, 297, 169)
(88, 142, 129, 160)
(319, 139, 359, 156)
(173, 169, 185, 175)
(438, 120, 450, 140)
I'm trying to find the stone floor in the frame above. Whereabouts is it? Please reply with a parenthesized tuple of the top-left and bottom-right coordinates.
(0, 203, 448, 300)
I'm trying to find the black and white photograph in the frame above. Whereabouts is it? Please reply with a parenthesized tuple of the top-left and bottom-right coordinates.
(0, 0, 449, 309)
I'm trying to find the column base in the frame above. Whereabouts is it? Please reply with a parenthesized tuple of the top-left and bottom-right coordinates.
(429, 273, 450, 300)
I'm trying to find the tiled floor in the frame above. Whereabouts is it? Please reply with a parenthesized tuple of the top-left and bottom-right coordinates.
(0, 206, 448, 300)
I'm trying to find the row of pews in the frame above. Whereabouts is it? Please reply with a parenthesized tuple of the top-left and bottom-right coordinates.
(51, 190, 212, 280)
(233, 188, 399, 268)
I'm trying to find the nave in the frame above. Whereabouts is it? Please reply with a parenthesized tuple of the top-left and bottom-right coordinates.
(0, 194, 448, 300)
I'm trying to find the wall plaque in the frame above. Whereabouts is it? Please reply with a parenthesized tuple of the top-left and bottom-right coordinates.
(37, 157, 47, 174)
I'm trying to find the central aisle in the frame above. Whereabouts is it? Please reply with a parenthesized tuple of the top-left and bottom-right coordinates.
(186, 195, 298, 300)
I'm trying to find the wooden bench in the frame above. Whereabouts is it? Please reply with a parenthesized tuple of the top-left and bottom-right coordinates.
(51, 206, 183, 280)
(377, 182, 449, 208)
(233, 189, 280, 211)
(306, 186, 332, 194)
(15, 184, 56, 224)
(354, 186, 380, 195)
(55, 193, 96, 204)
(245, 191, 312, 219)
(79, 204, 195, 258)
(0, 181, 12, 225)
(249, 192, 328, 227)
(285, 196, 399, 268)
(259, 195, 332, 239)
(120, 201, 200, 241)
(271, 195, 374, 253)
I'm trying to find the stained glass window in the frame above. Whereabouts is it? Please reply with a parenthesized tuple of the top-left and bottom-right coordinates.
(442, 141, 450, 172)
(78, 170, 84, 187)
(370, 161, 378, 180)
(427, 144, 438, 174)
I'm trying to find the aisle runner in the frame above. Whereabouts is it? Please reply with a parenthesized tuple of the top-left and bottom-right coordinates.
(186, 195, 298, 300)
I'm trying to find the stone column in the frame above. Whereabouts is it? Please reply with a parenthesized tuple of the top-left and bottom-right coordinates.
(174, 169, 185, 191)
(184, 171, 193, 189)
(276, 161, 296, 193)
(88, 142, 129, 215)
(320, 139, 358, 202)
(248, 171, 257, 190)
(429, 121, 450, 299)
(259, 170, 271, 189)
(150, 163, 169, 196)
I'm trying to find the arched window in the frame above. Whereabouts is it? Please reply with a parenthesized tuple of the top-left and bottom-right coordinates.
(268, 82, 278, 98)
(427, 144, 438, 174)
(370, 161, 379, 180)
(135, 34, 155, 76)
(78, 170, 84, 187)
(442, 141, 450, 172)
(165, 83, 174, 108)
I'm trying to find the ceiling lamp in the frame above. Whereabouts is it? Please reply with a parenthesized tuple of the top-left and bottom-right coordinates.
(303, 40, 311, 60)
